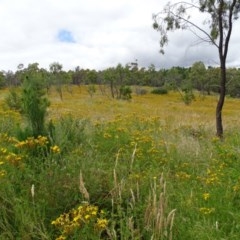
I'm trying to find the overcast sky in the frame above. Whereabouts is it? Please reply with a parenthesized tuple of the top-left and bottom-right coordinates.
(0, 0, 239, 71)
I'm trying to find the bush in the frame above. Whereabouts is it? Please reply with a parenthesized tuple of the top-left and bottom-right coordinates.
(182, 90, 195, 105)
(87, 84, 96, 98)
(4, 88, 22, 112)
(119, 86, 132, 100)
(151, 87, 168, 95)
(21, 74, 50, 137)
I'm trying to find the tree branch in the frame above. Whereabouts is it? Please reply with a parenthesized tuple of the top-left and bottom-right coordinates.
(169, 10, 219, 48)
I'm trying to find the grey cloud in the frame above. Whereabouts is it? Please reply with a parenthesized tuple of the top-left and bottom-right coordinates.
(0, 0, 239, 71)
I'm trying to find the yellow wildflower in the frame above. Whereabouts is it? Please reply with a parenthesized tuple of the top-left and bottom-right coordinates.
(0, 170, 6, 176)
(103, 133, 112, 139)
(37, 135, 49, 146)
(50, 145, 60, 154)
(199, 207, 215, 215)
(203, 193, 210, 200)
(56, 235, 66, 240)
(96, 218, 108, 229)
(0, 148, 7, 154)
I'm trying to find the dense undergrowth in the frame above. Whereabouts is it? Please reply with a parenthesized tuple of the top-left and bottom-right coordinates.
(1, 86, 240, 239)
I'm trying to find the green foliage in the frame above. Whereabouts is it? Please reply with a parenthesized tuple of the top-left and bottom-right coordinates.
(49, 115, 87, 154)
(21, 73, 50, 137)
(151, 87, 168, 95)
(181, 89, 195, 105)
(226, 68, 240, 98)
(119, 85, 132, 100)
(189, 61, 208, 95)
(49, 62, 72, 100)
(103, 64, 131, 98)
(87, 84, 96, 98)
(86, 69, 98, 84)
(4, 61, 239, 97)
(4, 88, 22, 112)
(163, 67, 188, 90)
(0, 111, 21, 136)
(0, 71, 6, 88)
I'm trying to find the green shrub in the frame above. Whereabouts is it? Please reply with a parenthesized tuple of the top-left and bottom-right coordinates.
(87, 84, 96, 98)
(49, 115, 88, 153)
(21, 74, 50, 137)
(182, 90, 195, 105)
(4, 88, 22, 112)
(119, 86, 132, 100)
(151, 87, 168, 95)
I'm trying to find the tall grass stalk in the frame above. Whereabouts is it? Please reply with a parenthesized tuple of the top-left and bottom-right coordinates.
(144, 174, 176, 240)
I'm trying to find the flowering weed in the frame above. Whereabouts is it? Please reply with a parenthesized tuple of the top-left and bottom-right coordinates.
(52, 203, 108, 240)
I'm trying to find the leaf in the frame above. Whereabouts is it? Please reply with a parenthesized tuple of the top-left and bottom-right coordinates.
(153, 22, 159, 29)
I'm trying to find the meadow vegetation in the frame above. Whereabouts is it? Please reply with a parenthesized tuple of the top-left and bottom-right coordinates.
(1, 85, 240, 239)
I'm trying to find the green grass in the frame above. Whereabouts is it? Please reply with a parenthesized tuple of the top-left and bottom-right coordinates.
(1, 86, 240, 239)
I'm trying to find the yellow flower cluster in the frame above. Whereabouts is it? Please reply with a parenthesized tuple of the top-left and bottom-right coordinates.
(205, 170, 219, 184)
(0, 146, 23, 169)
(199, 207, 215, 215)
(5, 152, 22, 165)
(0, 147, 7, 154)
(202, 193, 210, 201)
(103, 133, 112, 139)
(0, 133, 18, 144)
(96, 218, 109, 230)
(50, 145, 61, 154)
(51, 203, 108, 239)
(175, 171, 191, 180)
(197, 163, 225, 186)
(0, 170, 6, 177)
(15, 136, 49, 149)
(232, 177, 240, 192)
(14, 135, 60, 155)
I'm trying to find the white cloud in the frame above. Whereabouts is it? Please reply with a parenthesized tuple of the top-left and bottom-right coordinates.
(0, 0, 239, 71)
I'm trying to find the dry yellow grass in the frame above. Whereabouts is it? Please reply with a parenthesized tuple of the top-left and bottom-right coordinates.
(0, 86, 239, 134)
(46, 86, 240, 134)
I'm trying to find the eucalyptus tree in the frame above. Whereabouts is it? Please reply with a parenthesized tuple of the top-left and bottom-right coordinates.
(4, 70, 18, 86)
(164, 67, 186, 90)
(226, 67, 240, 97)
(85, 69, 98, 84)
(0, 71, 6, 88)
(72, 66, 85, 85)
(49, 62, 64, 100)
(153, 0, 240, 137)
(206, 66, 221, 93)
(103, 64, 130, 99)
(146, 64, 163, 86)
(103, 67, 119, 98)
(189, 61, 208, 95)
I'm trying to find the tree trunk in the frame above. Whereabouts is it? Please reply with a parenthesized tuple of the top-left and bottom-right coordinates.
(110, 80, 115, 98)
(216, 60, 226, 138)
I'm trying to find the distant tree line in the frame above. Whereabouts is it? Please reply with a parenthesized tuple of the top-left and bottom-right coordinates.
(0, 61, 240, 97)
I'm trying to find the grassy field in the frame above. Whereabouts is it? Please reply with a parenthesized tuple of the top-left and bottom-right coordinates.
(1, 85, 240, 239)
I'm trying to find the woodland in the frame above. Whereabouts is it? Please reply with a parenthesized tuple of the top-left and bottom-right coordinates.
(1, 61, 240, 99)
